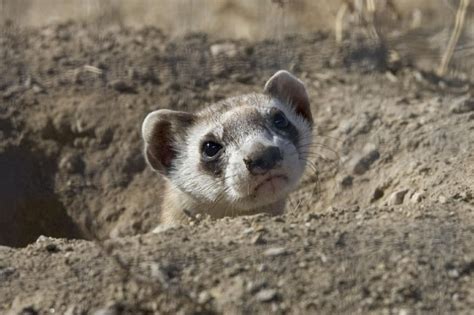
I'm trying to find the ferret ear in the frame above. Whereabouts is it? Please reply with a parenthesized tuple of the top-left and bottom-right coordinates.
(142, 109, 195, 175)
(264, 70, 313, 125)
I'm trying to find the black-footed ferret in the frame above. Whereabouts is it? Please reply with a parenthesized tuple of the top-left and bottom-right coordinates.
(142, 70, 313, 227)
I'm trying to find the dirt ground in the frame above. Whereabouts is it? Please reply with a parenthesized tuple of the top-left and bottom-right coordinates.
(0, 9, 474, 315)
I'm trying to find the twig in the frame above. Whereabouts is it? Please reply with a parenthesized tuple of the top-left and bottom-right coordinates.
(437, 0, 471, 76)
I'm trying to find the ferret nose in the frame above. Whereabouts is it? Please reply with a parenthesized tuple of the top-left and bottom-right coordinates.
(244, 145, 282, 175)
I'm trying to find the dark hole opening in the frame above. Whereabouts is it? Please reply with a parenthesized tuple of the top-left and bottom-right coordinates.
(0, 146, 85, 247)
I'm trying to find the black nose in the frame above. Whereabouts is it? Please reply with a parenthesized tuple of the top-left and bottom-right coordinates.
(244, 146, 282, 175)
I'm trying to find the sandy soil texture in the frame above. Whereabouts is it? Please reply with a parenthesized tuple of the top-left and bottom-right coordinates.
(0, 18, 473, 314)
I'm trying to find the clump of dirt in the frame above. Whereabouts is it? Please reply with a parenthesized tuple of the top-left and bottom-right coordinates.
(0, 21, 473, 314)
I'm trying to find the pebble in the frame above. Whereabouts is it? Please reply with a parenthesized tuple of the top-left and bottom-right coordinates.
(108, 79, 136, 93)
(18, 306, 38, 315)
(251, 233, 266, 245)
(92, 306, 120, 315)
(438, 195, 447, 204)
(255, 289, 278, 302)
(371, 187, 384, 202)
(45, 243, 60, 253)
(352, 144, 380, 175)
(410, 191, 425, 203)
(197, 291, 211, 304)
(398, 309, 409, 315)
(305, 212, 321, 222)
(264, 247, 287, 257)
(450, 94, 474, 114)
(247, 280, 268, 293)
(448, 269, 460, 279)
(388, 189, 409, 205)
(2, 84, 23, 100)
(0, 266, 15, 280)
(210, 43, 237, 57)
(96, 127, 114, 147)
(340, 175, 353, 188)
(59, 153, 85, 174)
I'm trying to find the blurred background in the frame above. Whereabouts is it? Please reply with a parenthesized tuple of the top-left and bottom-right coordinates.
(1, 0, 473, 78)
(0, 0, 458, 38)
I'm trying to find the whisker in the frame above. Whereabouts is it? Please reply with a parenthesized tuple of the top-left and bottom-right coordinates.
(298, 133, 345, 144)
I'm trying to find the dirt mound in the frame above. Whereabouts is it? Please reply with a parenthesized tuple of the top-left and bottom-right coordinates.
(0, 21, 473, 314)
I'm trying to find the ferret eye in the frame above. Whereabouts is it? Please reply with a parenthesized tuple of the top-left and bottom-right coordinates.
(273, 111, 289, 129)
(202, 141, 223, 158)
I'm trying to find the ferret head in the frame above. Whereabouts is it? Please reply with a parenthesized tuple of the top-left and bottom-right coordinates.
(142, 70, 313, 212)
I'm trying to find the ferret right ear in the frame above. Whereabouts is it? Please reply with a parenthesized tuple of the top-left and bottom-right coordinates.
(264, 70, 313, 125)
(142, 109, 195, 175)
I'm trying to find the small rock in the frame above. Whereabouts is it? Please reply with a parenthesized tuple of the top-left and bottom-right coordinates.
(352, 144, 380, 175)
(305, 212, 321, 222)
(226, 264, 244, 277)
(0, 266, 15, 280)
(371, 187, 384, 202)
(210, 43, 237, 57)
(255, 289, 278, 303)
(450, 95, 474, 114)
(453, 191, 472, 202)
(340, 175, 353, 188)
(398, 309, 409, 315)
(247, 280, 268, 293)
(108, 79, 136, 93)
(92, 307, 119, 315)
(45, 243, 60, 253)
(410, 192, 425, 203)
(198, 291, 211, 304)
(32, 84, 45, 94)
(230, 73, 253, 83)
(59, 153, 85, 174)
(64, 305, 79, 315)
(242, 227, 254, 235)
(36, 235, 54, 243)
(338, 118, 354, 134)
(439, 195, 447, 204)
(264, 247, 287, 257)
(251, 233, 266, 245)
(210, 276, 245, 307)
(18, 306, 38, 315)
(40, 114, 75, 142)
(448, 269, 460, 279)
(95, 127, 114, 147)
(2, 85, 23, 100)
(388, 189, 409, 205)
(73, 119, 94, 134)
(319, 253, 328, 263)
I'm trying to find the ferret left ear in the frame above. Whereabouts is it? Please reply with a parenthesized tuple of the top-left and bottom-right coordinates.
(142, 109, 195, 175)
(264, 70, 313, 125)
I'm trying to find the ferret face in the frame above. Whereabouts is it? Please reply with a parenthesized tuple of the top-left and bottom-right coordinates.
(142, 70, 313, 213)
(172, 94, 312, 210)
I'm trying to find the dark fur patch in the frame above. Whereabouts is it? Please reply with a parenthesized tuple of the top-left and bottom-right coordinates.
(146, 111, 195, 175)
(198, 158, 224, 177)
(267, 107, 300, 147)
(283, 121, 300, 147)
